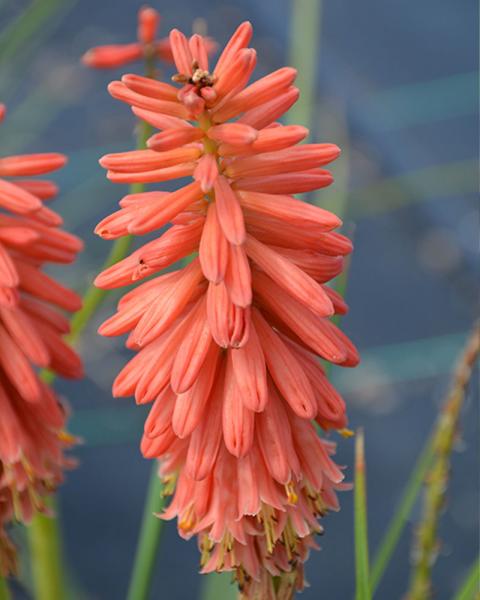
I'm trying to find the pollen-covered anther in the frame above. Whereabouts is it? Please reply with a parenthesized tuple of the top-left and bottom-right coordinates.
(161, 472, 178, 497)
(172, 61, 216, 89)
(178, 504, 197, 533)
(216, 532, 236, 570)
(200, 533, 215, 566)
(285, 481, 299, 505)
(190, 60, 216, 87)
(259, 504, 277, 554)
(281, 521, 300, 561)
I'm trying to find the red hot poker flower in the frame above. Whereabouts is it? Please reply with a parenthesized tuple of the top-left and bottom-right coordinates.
(82, 6, 216, 70)
(96, 21, 358, 598)
(0, 106, 83, 575)
(82, 6, 169, 69)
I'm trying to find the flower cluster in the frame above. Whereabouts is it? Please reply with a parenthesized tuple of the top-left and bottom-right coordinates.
(82, 5, 216, 71)
(0, 106, 83, 575)
(82, 6, 170, 69)
(95, 22, 358, 597)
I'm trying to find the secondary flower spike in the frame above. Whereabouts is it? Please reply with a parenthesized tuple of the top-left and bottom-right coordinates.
(82, 6, 216, 70)
(0, 105, 83, 575)
(96, 21, 358, 598)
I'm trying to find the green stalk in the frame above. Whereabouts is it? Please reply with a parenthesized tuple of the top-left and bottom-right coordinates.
(406, 323, 480, 600)
(452, 558, 480, 600)
(0, 575, 11, 600)
(27, 497, 65, 600)
(26, 56, 156, 600)
(354, 429, 371, 600)
(286, 0, 323, 128)
(200, 572, 235, 600)
(126, 472, 166, 600)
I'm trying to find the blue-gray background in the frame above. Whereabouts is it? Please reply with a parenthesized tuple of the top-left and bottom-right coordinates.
(0, 0, 478, 598)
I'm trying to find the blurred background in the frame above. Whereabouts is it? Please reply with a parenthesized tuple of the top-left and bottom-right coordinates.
(0, 0, 478, 598)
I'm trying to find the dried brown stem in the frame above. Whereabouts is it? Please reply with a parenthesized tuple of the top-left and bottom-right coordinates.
(406, 321, 480, 600)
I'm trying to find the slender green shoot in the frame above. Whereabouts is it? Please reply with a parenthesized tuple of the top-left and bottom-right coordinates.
(452, 558, 480, 600)
(200, 572, 236, 600)
(354, 429, 371, 600)
(0, 575, 11, 600)
(286, 0, 323, 128)
(27, 497, 65, 600)
(126, 469, 166, 600)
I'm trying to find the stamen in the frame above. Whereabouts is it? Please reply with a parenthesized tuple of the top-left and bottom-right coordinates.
(171, 61, 216, 89)
(259, 504, 276, 554)
(178, 504, 197, 533)
(161, 472, 178, 497)
(285, 481, 299, 505)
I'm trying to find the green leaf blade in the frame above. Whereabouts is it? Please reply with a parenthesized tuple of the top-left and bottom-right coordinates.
(452, 558, 480, 600)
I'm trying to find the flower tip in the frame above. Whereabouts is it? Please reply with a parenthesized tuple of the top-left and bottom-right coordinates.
(81, 50, 94, 66)
(98, 156, 106, 168)
(0, 103, 6, 122)
(331, 144, 342, 158)
(169, 27, 183, 41)
(93, 223, 106, 237)
(120, 73, 135, 85)
(92, 273, 105, 289)
(239, 20, 254, 35)
(107, 80, 123, 98)
(138, 6, 160, 45)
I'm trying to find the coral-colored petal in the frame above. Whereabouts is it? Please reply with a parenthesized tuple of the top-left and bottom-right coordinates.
(213, 176, 246, 245)
(253, 308, 317, 419)
(199, 203, 228, 283)
(224, 244, 252, 307)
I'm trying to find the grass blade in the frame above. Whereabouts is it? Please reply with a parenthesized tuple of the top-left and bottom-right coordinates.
(452, 558, 480, 600)
(354, 429, 371, 600)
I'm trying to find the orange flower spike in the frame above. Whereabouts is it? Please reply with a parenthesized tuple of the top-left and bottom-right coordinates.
(96, 21, 359, 598)
(83, 7, 216, 71)
(82, 6, 166, 69)
(0, 108, 83, 573)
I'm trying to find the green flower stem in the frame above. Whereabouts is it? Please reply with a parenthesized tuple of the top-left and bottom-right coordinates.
(286, 0, 323, 128)
(27, 497, 65, 600)
(126, 468, 166, 600)
(406, 322, 480, 600)
(67, 233, 133, 345)
(354, 429, 371, 600)
(200, 572, 235, 600)
(26, 57, 156, 600)
(0, 575, 11, 600)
